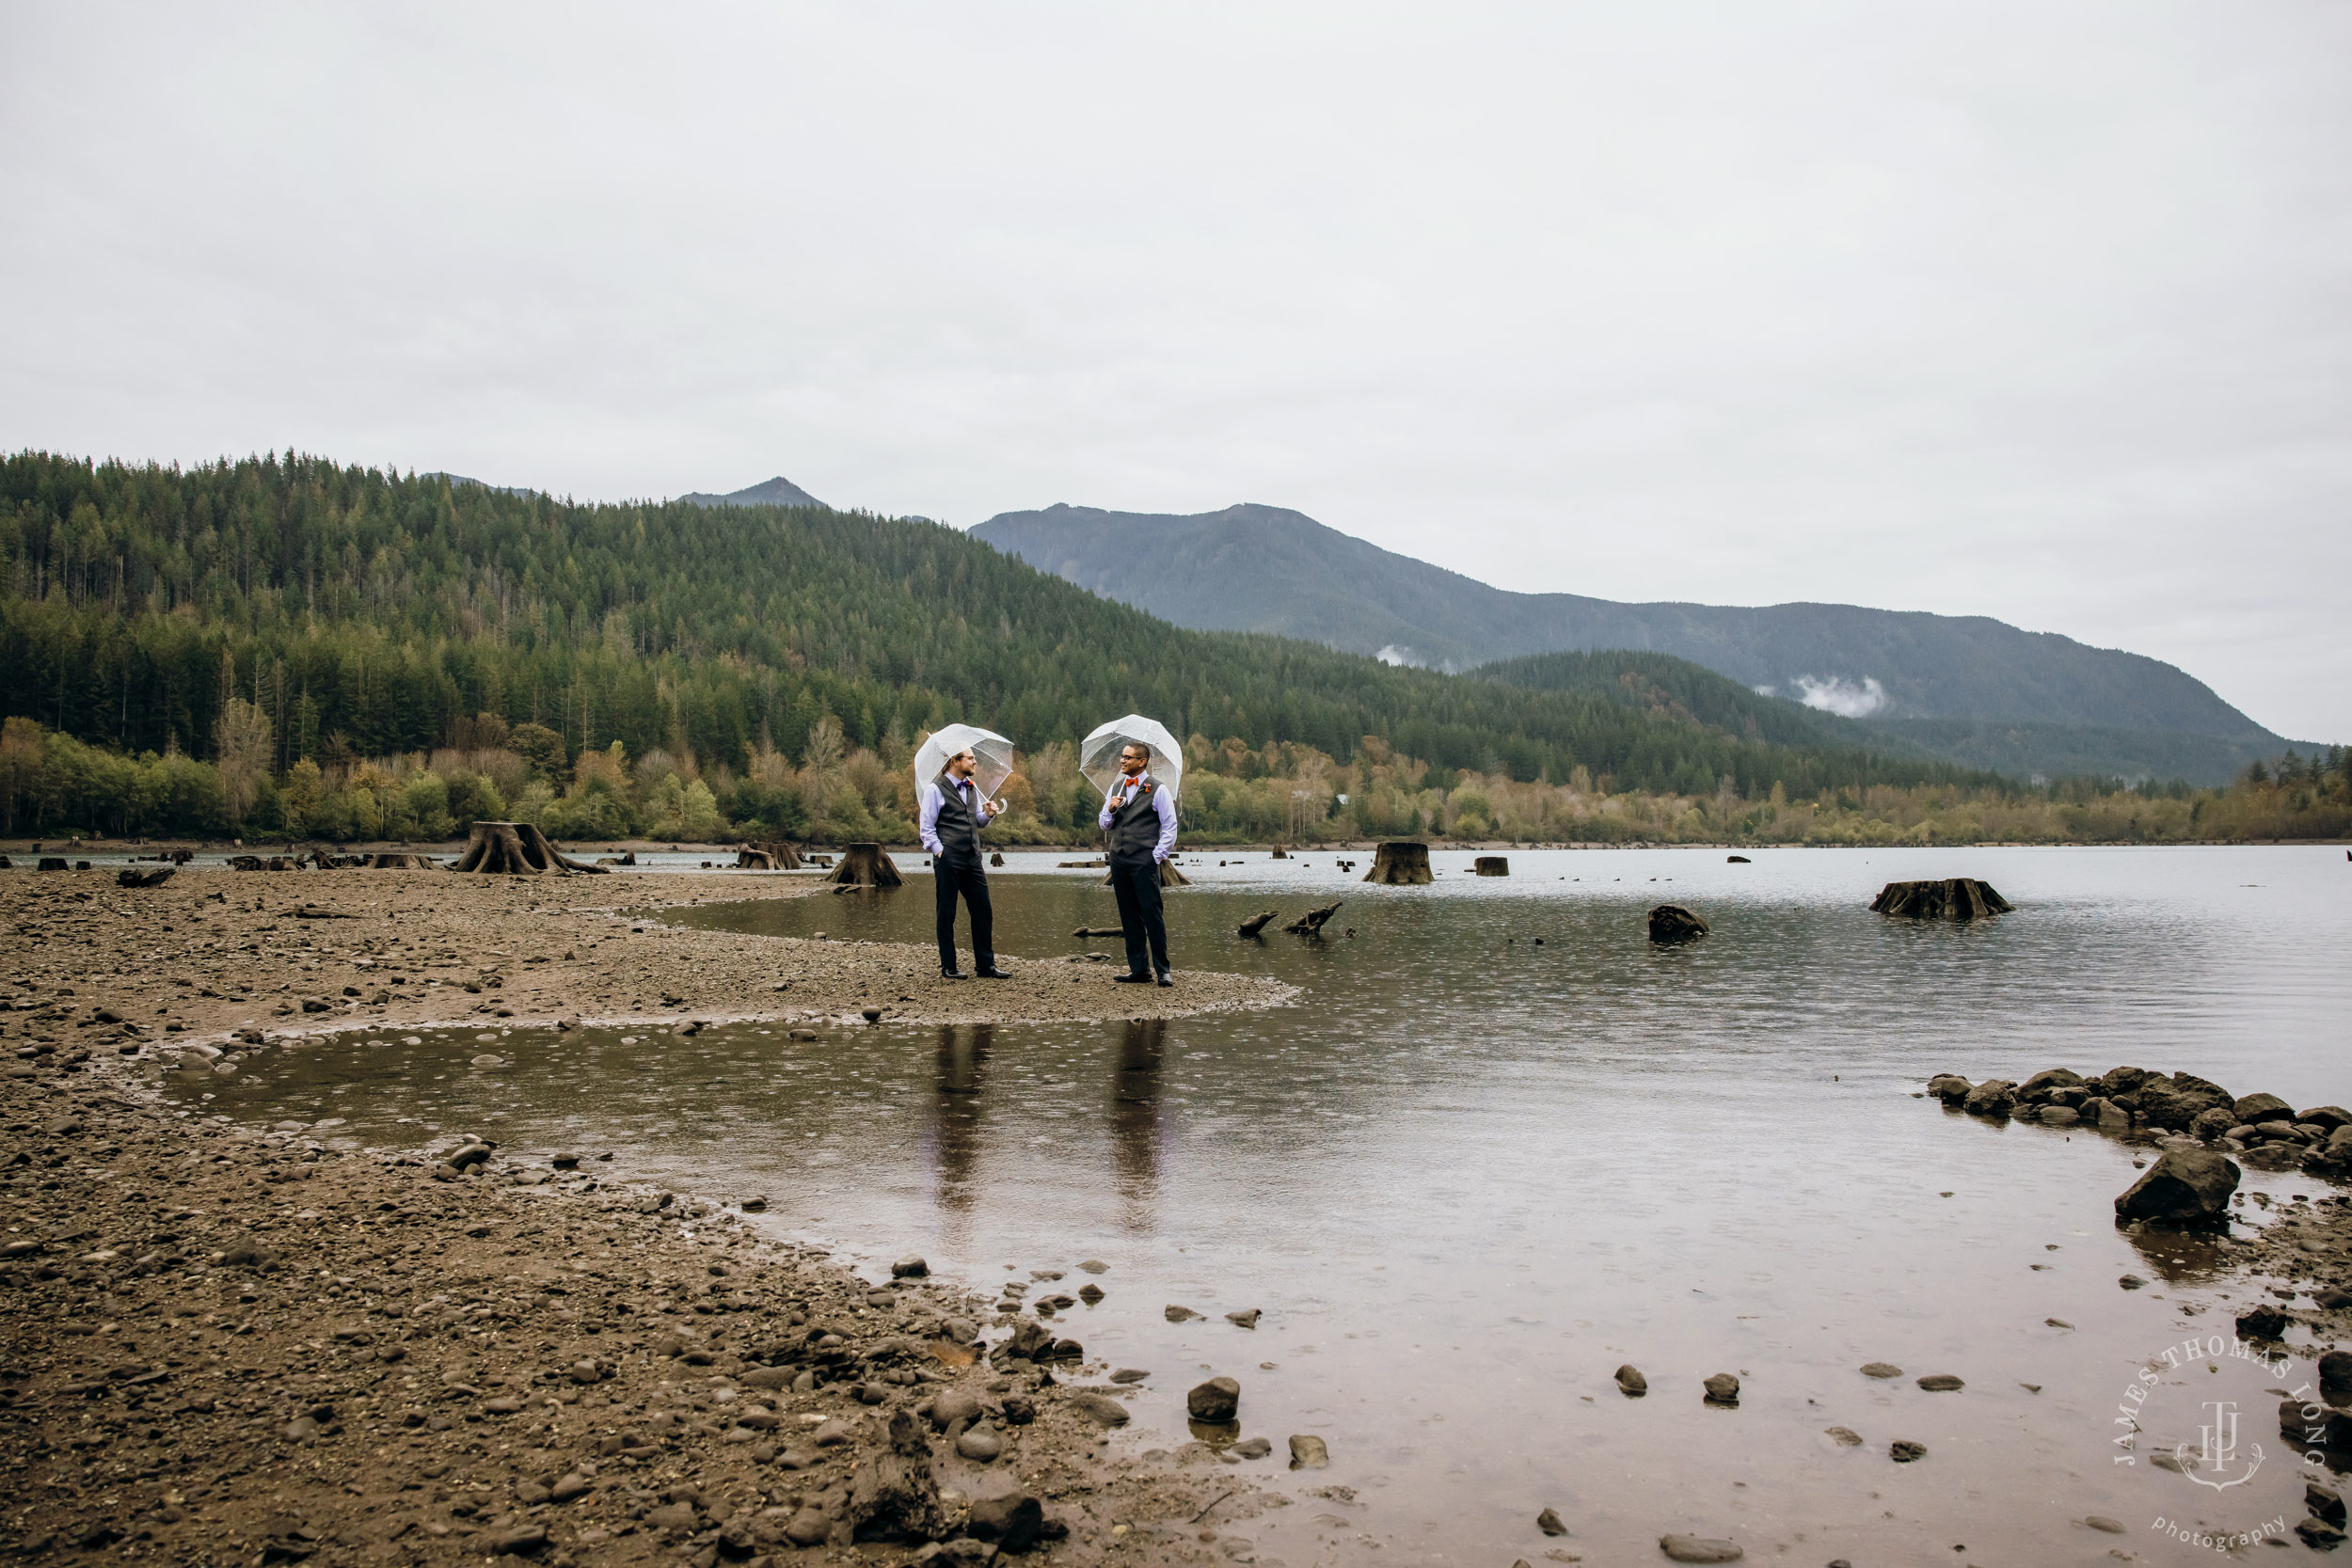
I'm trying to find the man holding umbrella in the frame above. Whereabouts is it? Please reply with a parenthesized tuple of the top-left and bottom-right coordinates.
(1089, 720, 1182, 987)
(917, 724, 1016, 980)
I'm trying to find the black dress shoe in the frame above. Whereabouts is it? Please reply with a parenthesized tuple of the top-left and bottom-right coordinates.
(1155, 972, 1174, 988)
(1110, 972, 1152, 984)
(940, 969, 967, 980)
(975, 966, 1011, 980)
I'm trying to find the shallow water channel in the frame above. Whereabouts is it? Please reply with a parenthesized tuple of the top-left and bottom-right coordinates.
(178, 845, 2352, 1564)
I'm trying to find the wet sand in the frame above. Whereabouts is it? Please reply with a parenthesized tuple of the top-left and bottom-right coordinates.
(0, 868, 1296, 1564)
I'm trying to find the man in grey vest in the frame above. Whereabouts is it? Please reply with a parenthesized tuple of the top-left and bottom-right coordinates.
(1097, 742, 1177, 986)
(919, 748, 1009, 979)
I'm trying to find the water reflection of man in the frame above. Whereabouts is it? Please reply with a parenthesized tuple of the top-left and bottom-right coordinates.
(929, 1023, 993, 1231)
(1099, 743, 1177, 986)
(919, 748, 1010, 980)
(1110, 1017, 1165, 1233)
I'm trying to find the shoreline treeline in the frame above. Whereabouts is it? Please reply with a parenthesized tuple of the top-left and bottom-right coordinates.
(2, 710, 2343, 847)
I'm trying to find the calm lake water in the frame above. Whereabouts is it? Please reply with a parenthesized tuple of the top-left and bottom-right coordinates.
(182, 845, 2352, 1565)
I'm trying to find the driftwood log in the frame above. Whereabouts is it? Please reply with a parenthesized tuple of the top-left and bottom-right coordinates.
(1283, 901, 1343, 936)
(827, 843, 902, 889)
(1648, 904, 1709, 944)
(116, 866, 175, 889)
(1073, 927, 1126, 939)
(1871, 879, 2012, 920)
(452, 821, 609, 876)
(1473, 856, 1509, 877)
(1237, 911, 1277, 939)
(1362, 842, 1433, 885)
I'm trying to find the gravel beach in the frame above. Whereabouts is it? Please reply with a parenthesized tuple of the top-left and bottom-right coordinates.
(0, 867, 1300, 1564)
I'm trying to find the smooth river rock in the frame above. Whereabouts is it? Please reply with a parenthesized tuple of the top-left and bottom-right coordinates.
(1660, 1534, 1744, 1563)
(1187, 1377, 1241, 1422)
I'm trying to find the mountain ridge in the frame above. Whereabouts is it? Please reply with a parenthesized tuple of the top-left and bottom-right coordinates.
(973, 500, 2298, 783)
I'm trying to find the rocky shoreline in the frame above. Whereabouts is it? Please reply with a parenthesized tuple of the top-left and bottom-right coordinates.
(0, 869, 1306, 1564)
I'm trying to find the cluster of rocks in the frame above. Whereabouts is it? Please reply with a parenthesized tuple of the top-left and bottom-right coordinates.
(1927, 1066, 2352, 1179)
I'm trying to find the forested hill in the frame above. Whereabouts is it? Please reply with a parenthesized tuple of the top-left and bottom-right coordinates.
(0, 451, 1991, 799)
(1473, 649, 1888, 752)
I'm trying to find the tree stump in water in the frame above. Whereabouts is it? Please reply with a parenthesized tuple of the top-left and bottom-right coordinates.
(1870, 879, 2011, 920)
(753, 841, 804, 870)
(365, 852, 440, 869)
(1237, 911, 1277, 939)
(1473, 856, 1509, 877)
(990, 851, 1004, 867)
(736, 848, 777, 870)
(1098, 860, 1190, 888)
(828, 843, 903, 889)
(116, 866, 175, 889)
(452, 821, 608, 875)
(1648, 904, 1709, 944)
(1362, 842, 1433, 884)
(1284, 901, 1343, 935)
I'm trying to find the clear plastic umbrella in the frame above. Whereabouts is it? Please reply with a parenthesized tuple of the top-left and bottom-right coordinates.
(1081, 714, 1184, 800)
(914, 723, 1018, 802)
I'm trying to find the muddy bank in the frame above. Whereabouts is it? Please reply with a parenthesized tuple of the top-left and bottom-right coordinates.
(0, 1064, 1298, 1563)
(0, 868, 1308, 1562)
(0, 869, 1294, 1048)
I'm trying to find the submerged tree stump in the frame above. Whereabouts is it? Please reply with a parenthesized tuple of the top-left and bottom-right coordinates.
(1648, 904, 1709, 944)
(736, 848, 777, 870)
(453, 821, 608, 876)
(1362, 842, 1433, 885)
(1097, 860, 1190, 888)
(828, 843, 903, 889)
(1870, 879, 2012, 920)
(116, 866, 175, 889)
(1473, 856, 1510, 877)
(1237, 911, 1277, 939)
(1284, 901, 1343, 936)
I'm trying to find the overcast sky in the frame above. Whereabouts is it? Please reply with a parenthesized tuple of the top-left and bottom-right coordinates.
(4, 2, 2347, 740)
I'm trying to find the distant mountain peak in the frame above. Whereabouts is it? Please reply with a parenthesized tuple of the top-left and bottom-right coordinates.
(678, 475, 827, 511)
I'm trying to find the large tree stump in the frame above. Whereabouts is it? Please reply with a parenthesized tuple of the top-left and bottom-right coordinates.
(1870, 879, 2012, 920)
(1648, 904, 1709, 944)
(828, 843, 903, 889)
(1362, 842, 1433, 884)
(736, 848, 778, 870)
(453, 821, 608, 875)
(1283, 901, 1343, 935)
(1473, 856, 1509, 877)
(752, 840, 804, 870)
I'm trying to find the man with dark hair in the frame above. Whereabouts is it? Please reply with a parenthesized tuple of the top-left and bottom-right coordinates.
(919, 748, 1009, 979)
(1098, 741, 1177, 986)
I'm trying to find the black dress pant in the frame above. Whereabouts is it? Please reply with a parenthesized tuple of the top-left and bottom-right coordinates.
(934, 857, 993, 973)
(1107, 854, 1169, 975)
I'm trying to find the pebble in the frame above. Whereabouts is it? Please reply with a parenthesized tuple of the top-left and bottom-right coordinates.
(1166, 1305, 1203, 1323)
(1659, 1534, 1743, 1563)
(1702, 1373, 1740, 1405)
(1858, 1362, 1901, 1379)
(1915, 1374, 1964, 1391)
(1110, 1368, 1150, 1384)
(1226, 1308, 1262, 1329)
(1614, 1364, 1647, 1396)
(1067, 1392, 1130, 1428)
(1824, 1427, 1864, 1447)
(955, 1424, 1004, 1462)
(1889, 1439, 1927, 1463)
(2085, 1516, 2125, 1534)
(1537, 1506, 1567, 1535)
(1232, 1436, 1272, 1459)
(1287, 1434, 1329, 1469)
